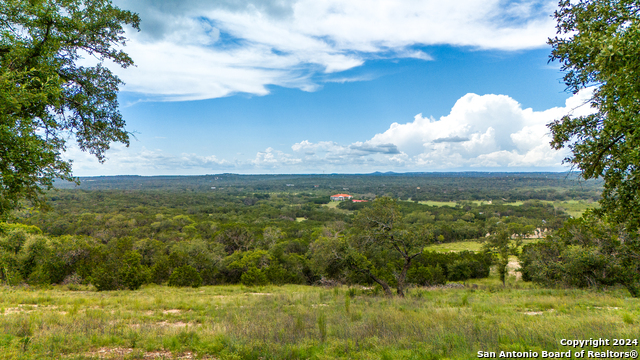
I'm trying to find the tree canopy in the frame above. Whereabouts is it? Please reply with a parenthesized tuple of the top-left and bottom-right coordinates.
(0, 0, 139, 218)
(548, 0, 640, 230)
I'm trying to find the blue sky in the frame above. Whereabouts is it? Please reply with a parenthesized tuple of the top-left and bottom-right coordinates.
(68, 0, 594, 175)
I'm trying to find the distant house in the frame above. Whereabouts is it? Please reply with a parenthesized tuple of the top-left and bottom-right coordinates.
(330, 194, 353, 201)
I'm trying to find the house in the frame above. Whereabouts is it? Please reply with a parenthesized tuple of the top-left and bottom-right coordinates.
(330, 194, 353, 201)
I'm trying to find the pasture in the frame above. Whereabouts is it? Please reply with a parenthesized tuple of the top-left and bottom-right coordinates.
(1, 275, 638, 359)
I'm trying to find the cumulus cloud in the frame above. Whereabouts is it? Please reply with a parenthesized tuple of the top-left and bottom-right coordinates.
(64, 144, 233, 176)
(66, 90, 595, 175)
(106, 0, 558, 100)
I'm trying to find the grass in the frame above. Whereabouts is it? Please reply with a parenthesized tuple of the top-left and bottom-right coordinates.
(322, 201, 340, 209)
(1, 276, 638, 359)
(550, 200, 599, 218)
(424, 239, 540, 253)
(407, 199, 598, 218)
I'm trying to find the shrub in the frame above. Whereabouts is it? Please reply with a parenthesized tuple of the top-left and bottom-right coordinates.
(120, 251, 149, 290)
(448, 260, 473, 281)
(408, 264, 447, 286)
(151, 256, 172, 284)
(265, 263, 289, 285)
(168, 265, 202, 288)
(91, 265, 119, 291)
(412, 250, 492, 284)
(91, 250, 149, 291)
(241, 266, 268, 286)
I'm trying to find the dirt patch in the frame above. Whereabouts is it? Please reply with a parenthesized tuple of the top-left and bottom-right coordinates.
(129, 321, 199, 329)
(157, 320, 197, 328)
(523, 309, 554, 316)
(1, 304, 58, 315)
(1, 307, 27, 315)
(162, 309, 182, 314)
(83, 347, 207, 359)
(247, 293, 273, 296)
(507, 259, 522, 280)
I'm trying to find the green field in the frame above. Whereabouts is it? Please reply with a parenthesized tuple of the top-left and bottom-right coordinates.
(1, 278, 638, 360)
(424, 239, 540, 253)
(411, 199, 598, 218)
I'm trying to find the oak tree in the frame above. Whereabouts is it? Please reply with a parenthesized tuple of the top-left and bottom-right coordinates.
(350, 197, 430, 297)
(548, 0, 640, 230)
(0, 0, 139, 218)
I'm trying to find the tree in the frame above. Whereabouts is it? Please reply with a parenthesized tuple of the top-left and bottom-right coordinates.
(548, 0, 640, 230)
(349, 197, 430, 297)
(482, 225, 524, 286)
(0, 0, 139, 218)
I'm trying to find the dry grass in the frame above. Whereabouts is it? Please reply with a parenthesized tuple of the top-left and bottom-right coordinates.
(1, 278, 638, 359)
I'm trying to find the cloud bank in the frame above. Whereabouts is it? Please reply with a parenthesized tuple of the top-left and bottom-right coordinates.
(108, 0, 558, 100)
(67, 90, 595, 175)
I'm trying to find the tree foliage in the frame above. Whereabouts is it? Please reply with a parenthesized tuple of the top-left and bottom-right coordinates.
(0, 0, 139, 218)
(548, 0, 640, 230)
(519, 213, 640, 297)
(349, 197, 431, 297)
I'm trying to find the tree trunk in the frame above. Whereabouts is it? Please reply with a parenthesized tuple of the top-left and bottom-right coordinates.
(624, 281, 639, 298)
(367, 271, 394, 297)
(395, 257, 413, 297)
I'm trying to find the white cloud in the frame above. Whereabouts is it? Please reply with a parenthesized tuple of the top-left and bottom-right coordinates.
(107, 0, 558, 100)
(65, 90, 595, 175)
(64, 144, 233, 176)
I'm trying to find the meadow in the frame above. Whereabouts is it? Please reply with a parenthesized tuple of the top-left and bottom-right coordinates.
(2, 173, 628, 359)
(1, 266, 638, 359)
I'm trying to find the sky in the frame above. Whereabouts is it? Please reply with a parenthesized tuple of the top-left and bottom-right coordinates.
(66, 0, 595, 176)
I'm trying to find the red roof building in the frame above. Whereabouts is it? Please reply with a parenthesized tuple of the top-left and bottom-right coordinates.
(330, 194, 353, 201)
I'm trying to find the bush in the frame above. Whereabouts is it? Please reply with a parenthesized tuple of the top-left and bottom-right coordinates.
(447, 260, 473, 281)
(265, 263, 289, 285)
(408, 264, 447, 286)
(412, 250, 492, 283)
(0, 249, 22, 285)
(91, 250, 149, 291)
(168, 265, 202, 288)
(120, 251, 149, 290)
(241, 266, 268, 286)
(91, 265, 119, 291)
(151, 256, 172, 284)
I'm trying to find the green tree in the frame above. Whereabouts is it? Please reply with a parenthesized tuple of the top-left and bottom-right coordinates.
(548, 0, 640, 230)
(546, 0, 640, 297)
(483, 226, 521, 286)
(0, 0, 139, 218)
(349, 197, 430, 297)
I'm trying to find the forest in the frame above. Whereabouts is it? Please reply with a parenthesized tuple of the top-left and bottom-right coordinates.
(1, 173, 600, 292)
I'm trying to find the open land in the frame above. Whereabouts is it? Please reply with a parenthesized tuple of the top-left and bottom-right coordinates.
(2, 173, 634, 360)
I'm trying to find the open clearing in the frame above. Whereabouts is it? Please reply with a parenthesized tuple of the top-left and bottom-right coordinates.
(411, 199, 598, 217)
(1, 275, 638, 359)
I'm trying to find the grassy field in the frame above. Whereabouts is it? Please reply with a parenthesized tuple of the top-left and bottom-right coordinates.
(1, 275, 638, 359)
(411, 199, 598, 218)
(424, 239, 541, 253)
